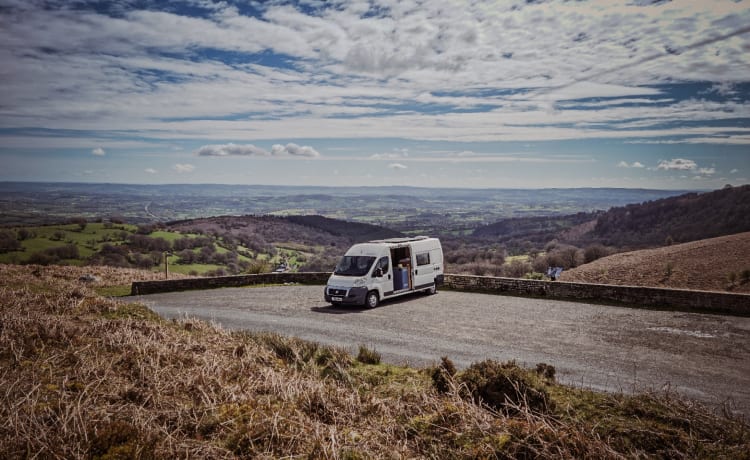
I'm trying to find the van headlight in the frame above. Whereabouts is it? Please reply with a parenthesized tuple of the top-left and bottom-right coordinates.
(353, 277, 367, 287)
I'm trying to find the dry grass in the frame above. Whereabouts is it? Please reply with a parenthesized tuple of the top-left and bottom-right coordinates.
(1, 263, 748, 459)
(562, 231, 750, 293)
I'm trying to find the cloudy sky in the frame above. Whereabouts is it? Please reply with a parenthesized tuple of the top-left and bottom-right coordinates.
(1, 0, 749, 189)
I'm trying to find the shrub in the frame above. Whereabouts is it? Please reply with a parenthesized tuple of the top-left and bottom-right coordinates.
(504, 259, 532, 278)
(458, 360, 551, 414)
(535, 362, 556, 381)
(16, 228, 32, 241)
(69, 217, 87, 231)
(0, 230, 22, 253)
(357, 345, 381, 365)
(246, 260, 271, 274)
(583, 244, 610, 264)
(88, 419, 156, 459)
(431, 356, 457, 394)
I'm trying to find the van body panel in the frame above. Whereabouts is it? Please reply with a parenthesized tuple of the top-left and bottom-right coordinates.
(325, 236, 443, 306)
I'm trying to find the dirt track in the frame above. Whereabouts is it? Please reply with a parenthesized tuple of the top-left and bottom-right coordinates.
(130, 285, 750, 415)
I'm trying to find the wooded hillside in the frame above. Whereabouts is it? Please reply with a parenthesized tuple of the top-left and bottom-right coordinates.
(587, 185, 750, 248)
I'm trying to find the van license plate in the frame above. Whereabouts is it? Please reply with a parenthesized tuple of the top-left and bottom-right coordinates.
(332, 296, 343, 302)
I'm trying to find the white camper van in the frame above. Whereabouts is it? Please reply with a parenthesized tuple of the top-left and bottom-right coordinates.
(324, 236, 444, 308)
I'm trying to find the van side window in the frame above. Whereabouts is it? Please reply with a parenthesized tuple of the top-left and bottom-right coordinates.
(376, 256, 390, 274)
(416, 252, 430, 266)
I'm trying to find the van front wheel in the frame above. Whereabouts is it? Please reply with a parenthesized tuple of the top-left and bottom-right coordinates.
(365, 291, 379, 309)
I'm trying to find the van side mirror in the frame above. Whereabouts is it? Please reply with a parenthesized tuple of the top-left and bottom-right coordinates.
(374, 268, 383, 278)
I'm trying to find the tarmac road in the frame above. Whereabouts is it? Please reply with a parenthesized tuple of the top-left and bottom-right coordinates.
(129, 285, 750, 415)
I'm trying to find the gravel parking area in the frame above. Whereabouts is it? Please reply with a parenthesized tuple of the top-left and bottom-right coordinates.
(129, 285, 750, 415)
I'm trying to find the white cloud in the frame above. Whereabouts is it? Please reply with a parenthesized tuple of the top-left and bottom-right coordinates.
(92, 147, 105, 156)
(371, 148, 409, 160)
(388, 163, 407, 170)
(698, 167, 716, 175)
(173, 163, 195, 173)
(619, 161, 646, 168)
(657, 158, 697, 171)
(144, 168, 157, 174)
(270, 143, 320, 157)
(730, 168, 739, 174)
(196, 143, 269, 157)
(195, 142, 320, 158)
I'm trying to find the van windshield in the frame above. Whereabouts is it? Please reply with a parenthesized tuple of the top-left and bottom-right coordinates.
(334, 256, 376, 277)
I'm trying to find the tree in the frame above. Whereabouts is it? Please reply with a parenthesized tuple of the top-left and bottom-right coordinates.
(70, 217, 87, 231)
(583, 244, 610, 264)
(0, 230, 22, 253)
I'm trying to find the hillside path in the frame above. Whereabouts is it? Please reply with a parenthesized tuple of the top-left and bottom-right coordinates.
(129, 286, 750, 415)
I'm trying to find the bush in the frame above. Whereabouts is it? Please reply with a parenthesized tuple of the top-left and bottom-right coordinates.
(25, 244, 80, 265)
(431, 356, 457, 394)
(0, 230, 22, 253)
(88, 419, 156, 459)
(356, 345, 381, 365)
(246, 260, 271, 274)
(535, 362, 556, 381)
(504, 259, 532, 278)
(583, 244, 610, 264)
(458, 360, 552, 414)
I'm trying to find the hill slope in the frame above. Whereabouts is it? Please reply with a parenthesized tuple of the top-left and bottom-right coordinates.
(561, 231, 750, 293)
(586, 184, 750, 248)
(167, 214, 402, 247)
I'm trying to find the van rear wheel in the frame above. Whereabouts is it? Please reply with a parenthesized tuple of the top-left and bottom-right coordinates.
(427, 283, 437, 295)
(365, 291, 379, 309)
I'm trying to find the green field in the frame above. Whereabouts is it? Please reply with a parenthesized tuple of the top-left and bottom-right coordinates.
(0, 222, 300, 276)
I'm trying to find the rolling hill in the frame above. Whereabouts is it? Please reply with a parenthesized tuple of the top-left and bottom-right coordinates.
(583, 184, 750, 248)
(560, 231, 750, 293)
(472, 185, 750, 254)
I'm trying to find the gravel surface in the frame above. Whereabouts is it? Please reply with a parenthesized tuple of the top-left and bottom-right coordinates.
(129, 285, 750, 415)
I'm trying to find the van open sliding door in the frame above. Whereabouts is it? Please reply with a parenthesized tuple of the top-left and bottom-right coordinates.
(390, 246, 412, 292)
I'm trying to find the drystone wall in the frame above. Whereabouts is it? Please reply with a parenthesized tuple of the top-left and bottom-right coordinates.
(443, 274, 750, 316)
(131, 272, 330, 295)
(130, 272, 750, 316)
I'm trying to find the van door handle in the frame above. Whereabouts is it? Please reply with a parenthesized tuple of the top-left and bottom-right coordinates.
(414, 269, 418, 275)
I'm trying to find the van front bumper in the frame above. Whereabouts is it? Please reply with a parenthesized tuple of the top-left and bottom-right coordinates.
(325, 286, 368, 305)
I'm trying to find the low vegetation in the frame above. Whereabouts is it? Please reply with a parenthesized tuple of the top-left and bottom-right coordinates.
(1, 264, 748, 458)
(562, 231, 750, 293)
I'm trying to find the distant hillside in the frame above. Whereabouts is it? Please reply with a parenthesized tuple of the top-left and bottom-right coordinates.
(472, 212, 599, 244)
(283, 215, 402, 242)
(167, 215, 402, 248)
(561, 231, 750, 293)
(585, 185, 750, 248)
(0, 215, 401, 277)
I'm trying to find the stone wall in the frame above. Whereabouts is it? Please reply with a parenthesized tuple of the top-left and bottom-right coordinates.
(443, 274, 750, 316)
(131, 272, 330, 295)
(130, 272, 750, 316)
